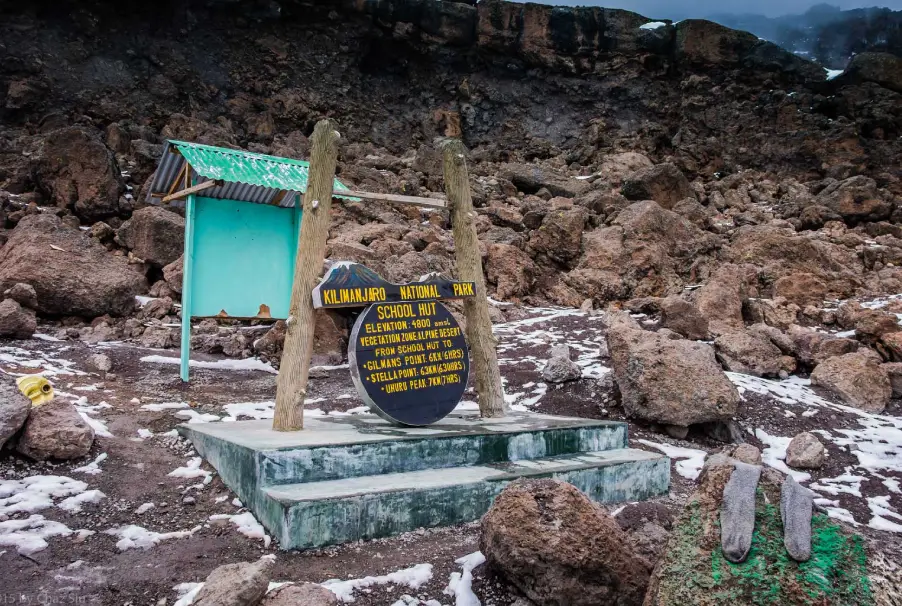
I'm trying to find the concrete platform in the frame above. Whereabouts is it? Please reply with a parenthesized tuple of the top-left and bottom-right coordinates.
(180, 411, 670, 549)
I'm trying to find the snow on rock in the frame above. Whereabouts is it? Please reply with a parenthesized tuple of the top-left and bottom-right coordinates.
(444, 551, 485, 606)
(140, 354, 277, 374)
(208, 511, 271, 547)
(825, 67, 844, 80)
(636, 439, 707, 480)
(58, 489, 106, 513)
(168, 457, 213, 484)
(640, 21, 667, 29)
(140, 402, 189, 412)
(0, 475, 88, 515)
(105, 524, 200, 551)
(72, 452, 107, 475)
(135, 502, 155, 514)
(222, 401, 275, 421)
(0, 515, 74, 555)
(322, 563, 434, 603)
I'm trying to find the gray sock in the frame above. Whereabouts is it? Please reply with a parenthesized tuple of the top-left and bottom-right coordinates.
(720, 461, 762, 563)
(781, 475, 813, 562)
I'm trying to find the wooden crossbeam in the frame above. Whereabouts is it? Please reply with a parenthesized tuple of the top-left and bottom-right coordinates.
(337, 189, 446, 208)
(162, 179, 219, 203)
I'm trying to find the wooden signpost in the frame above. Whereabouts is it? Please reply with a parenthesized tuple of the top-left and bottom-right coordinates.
(272, 119, 507, 431)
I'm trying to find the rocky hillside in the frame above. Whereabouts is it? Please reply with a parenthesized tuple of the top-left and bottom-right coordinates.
(0, 0, 900, 344)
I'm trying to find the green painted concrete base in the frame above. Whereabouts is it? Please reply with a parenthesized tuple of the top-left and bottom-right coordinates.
(179, 412, 670, 550)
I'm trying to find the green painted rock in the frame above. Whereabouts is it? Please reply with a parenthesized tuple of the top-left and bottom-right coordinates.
(644, 461, 871, 606)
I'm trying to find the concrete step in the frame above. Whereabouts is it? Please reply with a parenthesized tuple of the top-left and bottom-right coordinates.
(183, 412, 629, 487)
(257, 448, 670, 549)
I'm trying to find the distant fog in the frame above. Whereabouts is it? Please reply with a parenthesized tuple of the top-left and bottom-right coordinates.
(514, 0, 902, 20)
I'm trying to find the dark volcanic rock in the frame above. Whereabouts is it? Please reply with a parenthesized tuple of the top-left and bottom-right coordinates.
(33, 127, 123, 221)
(620, 163, 694, 209)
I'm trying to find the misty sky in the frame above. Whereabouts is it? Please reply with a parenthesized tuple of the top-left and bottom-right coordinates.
(527, 0, 902, 19)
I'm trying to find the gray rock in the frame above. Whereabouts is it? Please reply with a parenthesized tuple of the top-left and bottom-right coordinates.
(0, 299, 36, 339)
(116, 206, 185, 267)
(728, 444, 762, 465)
(4, 283, 37, 309)
(541, 345, 582, 383)
(606, 312, 740, 426)
(194, 556, 275, 606)
(720, 462, 761, 564)
(88, 353, 113, 373)
(785, 432, 825, 469)
(17, 399, 94, 460)
(260, 583, 338, 606)
(781, 475, 813, 562)
(0, 379, 31, 448)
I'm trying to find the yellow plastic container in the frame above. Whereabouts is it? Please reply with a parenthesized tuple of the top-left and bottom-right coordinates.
(16, 375, 54, 406)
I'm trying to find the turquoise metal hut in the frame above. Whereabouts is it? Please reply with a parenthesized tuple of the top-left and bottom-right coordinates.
(146, 141, 357, 381)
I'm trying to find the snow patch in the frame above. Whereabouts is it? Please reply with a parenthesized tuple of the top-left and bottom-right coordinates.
(637, 439, 707, 480)
(208, 511, 271, 547)
(640, 21, 667, 30)
(72, 453, 107, 475)
(0, 515, 73, 555)
(444, 551, 485, 606)
(105, 524, 200, 551)
(140, 355, 277, 374)
(322, 563, 434, 603)
(168, 457, 212, 483)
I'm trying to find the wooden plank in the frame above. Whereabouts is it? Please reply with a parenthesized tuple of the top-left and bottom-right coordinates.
(167, 164, 188, 196)
(179, 176, 197, 382)
(337, 189, 446, 208)
(442, 139, 506, 418)
(162, 180, 219, 203)
(272, 119, 341, 431)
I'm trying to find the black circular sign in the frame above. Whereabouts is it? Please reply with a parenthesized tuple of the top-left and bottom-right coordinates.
(349, 301, 470, 426)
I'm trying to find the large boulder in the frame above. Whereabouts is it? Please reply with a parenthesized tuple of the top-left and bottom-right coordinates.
(596, 152, 654, 186)
(645, 455, 870, 605)
(692, 264, 749, 336)
(486, 243, 537, 300)
(788, 325, 859, 366)
(0, 379, 31, 448)
(815, 176, 893, 224)
(771, 272, 827, 307)
(33, 126, 124, 221)
(658, 296, 708, 340)
(0, 299, 36, 339)
(0, 215, 148, 317)
(606, 314, 740, 427)
(620, 163, 693, 209)
(840, 51, 902, 93)
(810, 351, 891, 413)
(481, 479, 651, 606)
(528, 208, 587, 265)
(714, 329, 786, 377)
(194, 556, 274, 606)
(16, 399, 94, 460)
(116, 206, 185, 267)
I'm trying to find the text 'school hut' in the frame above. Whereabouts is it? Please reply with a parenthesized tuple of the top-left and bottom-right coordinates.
(145, 141, 358, 381)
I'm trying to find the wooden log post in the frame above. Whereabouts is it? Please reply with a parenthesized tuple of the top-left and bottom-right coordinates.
(272, 119, 341, 431)
(441, 139, 507, 418)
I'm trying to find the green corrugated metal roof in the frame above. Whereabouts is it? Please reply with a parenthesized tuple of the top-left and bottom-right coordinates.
(169, 140, 358, 201)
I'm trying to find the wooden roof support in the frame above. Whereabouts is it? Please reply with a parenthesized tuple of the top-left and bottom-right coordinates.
(337, 190, 446, 208)
(163, 179, 219, 203)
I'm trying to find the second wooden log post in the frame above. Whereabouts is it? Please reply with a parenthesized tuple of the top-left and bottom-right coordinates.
(442, 139, 507, 418)
(272, 119, 341, 431)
